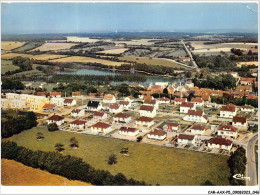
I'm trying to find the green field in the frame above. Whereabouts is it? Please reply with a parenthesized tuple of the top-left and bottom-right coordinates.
(12, 42, 43, 52)
(1, 60, 20, 74)
(12, 64, 45, 76)
(3, 127, 230, 186)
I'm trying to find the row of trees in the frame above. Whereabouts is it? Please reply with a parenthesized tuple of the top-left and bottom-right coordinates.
(1, 141, 148, 186)
(2, 79, 25, 90)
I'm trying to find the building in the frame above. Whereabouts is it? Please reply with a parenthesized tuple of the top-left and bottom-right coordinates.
(190, 125, 205, 135)
(207, 137, 233, 151)
(167, 123, 180, 131)
(177, 134, 195, 145)
(109, 104, 123, 114)
(136, 116, 154, 127)
(86, 101, 102, 111)
(72, 91, 81, 98)
(119, 127, 139, 136)
(217, 125, 238, 139)
(241, 105, 254, 112)
(70, 119, 87, 130)
(191, 97, 204, 107)
(142, 95, 154, 101)
(147, 129, 167, 140)
(143, 99, 158, 109)
(113, 113, 131, 123)
(240, 77, 256, 85)
(174, 98, 187, 105)
(220, 104, 237, 118)
(36, 92, 46, 96)
(183, 110, 208, 123)
(139, 105, 156, 118)
(180, 102, 196, 113)
(158, 97, 170, 104)
(50, 92, 62, 98)
(103, 94, 116, 103)
(50, 97, 65, 107)
(71, 109, 85, 118)
(47, 114, 64, 126)
(6, 93, 20, 100)
(124, 96, 134, 103)
(91, 122, 112, 134)
(119, 101, 131, 110)
(64, 99, 77, 107)
(1, 99, 10, 109)
(10, 99, 26, 109)
(93, 112, 107, 121)
(43, 104, 58, 113)
(150, 85, 164, 93)
(30, 102, 45, 112)
(232, 116, 248, 129)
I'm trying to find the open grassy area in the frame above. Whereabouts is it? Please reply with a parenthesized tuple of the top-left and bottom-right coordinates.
(30, 42, 78, 52)
(1, 41, 26, 51)
(1, 159, 92, 186)
(12, 42, 43, 52)
(1, 53, 34, 60)
(1, 60, 20, 74)
(3, 127, 230, 186)
(12, 64, 45, 76)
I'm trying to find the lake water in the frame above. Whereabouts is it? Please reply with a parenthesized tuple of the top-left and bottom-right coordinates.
(57, 68, 186, 86)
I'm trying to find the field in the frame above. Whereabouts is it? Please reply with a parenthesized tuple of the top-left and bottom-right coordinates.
(12, 64, 45, 76)
(1, 53, 67, 61)
(236, 61, 258, 67)
(3, 127, 230, 186)
(1, 41, 26, 51)
(1, 159, 92, 186)
(1, 53, 34, 60)
(1, 60, 20, 74)
(99, 48, 129, 54)
(12, 42, 43, 52)
(49, 56, 126, 66)
(30, 42, 78, 52)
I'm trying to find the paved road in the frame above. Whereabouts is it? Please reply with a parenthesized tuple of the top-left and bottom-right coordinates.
(246, 133, 258, 186)
(180, 40, 198, 70)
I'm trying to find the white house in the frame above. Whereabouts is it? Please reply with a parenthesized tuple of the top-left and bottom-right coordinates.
(177, 134, 196, 145)
(103, 94, 116, 103)
(183, 110, 208, 123)
(139, 105, 156, 118)
(119, 101, 131, 110)
(113, 113, 131, 123)
(50, 92, 62, 98)
(1, 99, 10, 109)
(119, 127, 139, 136)
(136, 116, 154, 127)
(70, 119, 87, 130)
(190, 125, 205, 135)
(6, 93, 20, 100)
(174, 98, 187, 105)
(109, 104, 123, 114)
(241, 105, 254, 112)
(166, 123, 180, 131)
(147, 129, 167, 140)
(220, 104, 237, 118)
(232, 116, 248, 129)
(50, 97, 65, 107)
(124, 96, 134, 103)
(158, 97, 171, 104)
(180, 102, 196, 113)
(47, 114, 64, 126)
(10, 99, 27, 109)
(64, 99, 77, 107)
(71, 109, 85, 118)
(86, 101, 102, 111)
(43, 104, 58, 113)
(207, 137, 233, 151)
(93, 112, 107, 121)
(191, 97, 204, 107)
(217, 125, 238, 139)
(91, 122, 112, 134)
(143, 99, 159, 109)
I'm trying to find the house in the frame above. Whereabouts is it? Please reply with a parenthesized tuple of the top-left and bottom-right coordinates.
(136, 116, 154, 127)
(220, 104, 237, 118)
(167, 123, 180, 131)
(241, 105, 254, 112)
(217, 125, 238, 139)
(147, 129, 167, 140)
(22, 94, 50, 105)
(191, 97, 204, 106)
(190, 125, 205, 135)
(86, 101, 102, 111)
(143, 99, 158, 109)
(139, 105, 156, 118)
(93, 112, 107, 121)
(155, 82, 169, 88)
(36, 92, 46, 96)
(158, 97, 170, 104)
(113, 113, 131, 123)
(201, 94, 211, 103)
(30, 102, 45, 112)
(50, 97, 65, 107)
(150, 85, 164, 93)
(103, 94, 116, 103)
(1, 99, 10, 109)
(179, 56, 191, 62)
(240, 77, 256, 85)
(64, 99, 77, 107)
(177, 134, 196, 145)
(91, 122, 112, 134)
(43, 104, 58, 113)
(124, 96, 134, 103)
(50, 92, 62, 98)
(207, 137, 233, 151)
(119, 101, 131, 110)
(180, 102, 196, 113)
(183, 110, 208, 123)
(72, 91, 81, 98)
(174, 98, 187, 105)
(47, 114, 64, 126)
(71, 109, 85, 118)
(10, 99, 26, 109)
(6, 93, 20, 100)
(70, 119, 87, 130)
(142, 95, 154, 101)
(232, 116, 248, 129)
(119, 127, 139, 136)
(109, 104, 123, 114)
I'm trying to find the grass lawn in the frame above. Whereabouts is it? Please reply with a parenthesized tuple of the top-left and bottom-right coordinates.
(1, 60, 20, 74)
(3, 127, 230, 186)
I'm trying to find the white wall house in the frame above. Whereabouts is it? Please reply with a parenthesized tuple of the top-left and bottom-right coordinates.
(1, 99, 10, 109)
(86, 101, 102, 111)
(124, 96, 134, 103)
(113, 113, 131, 123)
(64, 99, 77, 107)
(207, 137, 233, 151)
(217, 125, 238, 139)
(240, 106, 254, 112)
(191, 97, 204, 107)
(43, 104, 58, 113)
(177, 134, 196, 145)
(190, 125, 205, 135)
(10, 99, 27, 109)
(119, 101, 131, 110)
(232, 116, 248, 129)
(180, 102, 196, 113)
(47, 114, 64, 126)
(103, 94, 116, 103)
(136, 116, 154, 127)
(183, 110, 208, 123)
(50, 97, 65, 107)
(143, 99, 159, 109)
(71, 109, 85, 118)
(139, 105, 156, 118)
(174, 98, 187, 105)
(158, 97, 171, 104)
(91, 122, 112, 134)
(166, 123, 180, 131)
(93, 112, 107, 121)
(109, 104, 123, 114)
(220, 105, 237, 118)
(119, 127, 139, 136)
(50, 92, 62, 98)
(70, 119, 87, 130)
(147, 129, 167, 140)
(6, 93, 20, 100)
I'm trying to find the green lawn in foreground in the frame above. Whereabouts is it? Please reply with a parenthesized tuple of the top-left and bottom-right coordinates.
(3, 127, 230, 185)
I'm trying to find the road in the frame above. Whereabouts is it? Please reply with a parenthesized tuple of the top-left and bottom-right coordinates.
(180, 40, 198, 70)
(246, 133, 258, 186)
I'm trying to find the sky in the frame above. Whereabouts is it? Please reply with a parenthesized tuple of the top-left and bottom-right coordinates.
(1, 2, 258, 34)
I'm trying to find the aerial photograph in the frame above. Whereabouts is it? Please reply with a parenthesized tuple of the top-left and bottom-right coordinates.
(0, 1, 259, 193)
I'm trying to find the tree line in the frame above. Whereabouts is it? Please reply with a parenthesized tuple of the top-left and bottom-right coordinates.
(1, 141, 149, 186)
(2, 79, 25, 90)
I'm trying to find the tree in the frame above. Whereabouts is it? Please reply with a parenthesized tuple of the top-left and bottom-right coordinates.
(70, 137, 79, 148)
(47, 123, 59, 132)
(187, 93, 195, 102)
(163, 87, 168, 95)
(137, 136, 143, 142)
(36, 132, 44, 140)
(55, 143, 64, 152)
(108, 154, 117, 165)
